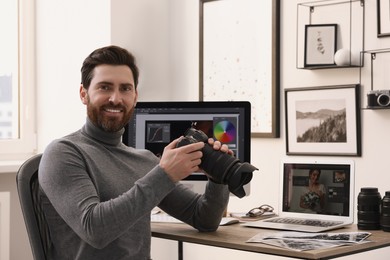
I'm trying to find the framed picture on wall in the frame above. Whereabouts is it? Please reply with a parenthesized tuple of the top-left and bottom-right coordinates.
(285, 84, 361, 156)
(304, 24, 337, 67)
(377, 0, 390, 37)
(199, 0, 280, 138)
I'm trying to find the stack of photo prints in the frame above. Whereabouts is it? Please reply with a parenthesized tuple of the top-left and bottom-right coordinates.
(247, 231, 371, 251)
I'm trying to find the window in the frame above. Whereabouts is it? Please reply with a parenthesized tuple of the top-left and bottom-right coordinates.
(0, 1, 18, 140)
(0, 0, 36, 161)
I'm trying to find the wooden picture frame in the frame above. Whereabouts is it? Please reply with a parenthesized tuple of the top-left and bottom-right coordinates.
(285, 84, 361, 156)
(199, 0, 280, 137)
(377, 0, 390, 37)
(304, 24, 337, 67)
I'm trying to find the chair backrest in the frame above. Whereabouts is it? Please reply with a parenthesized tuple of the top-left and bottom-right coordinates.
(16, 154, 50, 260)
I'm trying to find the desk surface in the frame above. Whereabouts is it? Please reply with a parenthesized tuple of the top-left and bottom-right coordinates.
(151, 223, 390, 259)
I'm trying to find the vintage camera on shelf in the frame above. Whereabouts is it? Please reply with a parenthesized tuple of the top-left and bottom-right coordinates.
(176, 127, 257, 198)
(367, 90, 390, 108)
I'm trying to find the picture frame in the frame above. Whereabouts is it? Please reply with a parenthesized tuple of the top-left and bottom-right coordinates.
(199, 0, 280, 138)
(285, 84, 361, 156)
(304, 24, 337, 67)
(377, 0, 390, 37)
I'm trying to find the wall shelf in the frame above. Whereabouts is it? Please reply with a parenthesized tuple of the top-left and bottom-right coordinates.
(300, 65, 361, 70)
(296, 0, 365, 70)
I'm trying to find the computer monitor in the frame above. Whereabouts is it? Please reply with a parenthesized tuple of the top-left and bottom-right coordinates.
(122, 101, 252, 195)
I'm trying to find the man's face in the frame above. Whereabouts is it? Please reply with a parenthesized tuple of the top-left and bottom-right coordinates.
(80, 64, 138, 132)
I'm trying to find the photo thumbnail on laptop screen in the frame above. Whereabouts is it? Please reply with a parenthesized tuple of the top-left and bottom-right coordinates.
(282, 163, 351, 217)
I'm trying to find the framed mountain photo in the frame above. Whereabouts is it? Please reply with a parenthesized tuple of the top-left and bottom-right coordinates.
(285, 84, 361, 156)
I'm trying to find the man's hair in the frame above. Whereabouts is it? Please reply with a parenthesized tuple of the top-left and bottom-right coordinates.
(81, 45, 139, 89)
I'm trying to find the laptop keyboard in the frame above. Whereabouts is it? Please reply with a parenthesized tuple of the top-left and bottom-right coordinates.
(264, 217, 343, 227)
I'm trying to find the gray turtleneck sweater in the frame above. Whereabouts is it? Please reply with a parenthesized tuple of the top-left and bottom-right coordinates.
(38, 118, 229, 260)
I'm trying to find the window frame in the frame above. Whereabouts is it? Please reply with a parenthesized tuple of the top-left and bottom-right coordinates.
(0, 0, 36, 162)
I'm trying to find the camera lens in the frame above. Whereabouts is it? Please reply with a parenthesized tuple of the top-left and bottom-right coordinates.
(357, 187, 381, 230)
(377, 93, 390, 107)
(177, 128, 257, 198)
(200, 144, 256, 198)
(381, 191, 390, 232)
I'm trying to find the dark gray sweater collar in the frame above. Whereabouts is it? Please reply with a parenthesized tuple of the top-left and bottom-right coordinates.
(82, 118, 125, 146)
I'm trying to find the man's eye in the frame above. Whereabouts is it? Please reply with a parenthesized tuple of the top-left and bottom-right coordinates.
(100, 85, 110, 90)
(121, 86, 132, 92)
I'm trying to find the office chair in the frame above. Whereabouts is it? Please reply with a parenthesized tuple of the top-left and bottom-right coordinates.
(16, 154, 50, 260)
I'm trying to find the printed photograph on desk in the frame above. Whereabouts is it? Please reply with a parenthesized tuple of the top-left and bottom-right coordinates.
(247, 231, 371, 251)
(285, 84, 361, 156)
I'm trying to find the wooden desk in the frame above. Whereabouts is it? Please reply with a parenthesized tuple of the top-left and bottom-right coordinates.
(151, 223, 390, 259)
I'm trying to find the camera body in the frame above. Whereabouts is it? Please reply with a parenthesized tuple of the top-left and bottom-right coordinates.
(367, 90, 390, 108)
(176, 128, 257, 198)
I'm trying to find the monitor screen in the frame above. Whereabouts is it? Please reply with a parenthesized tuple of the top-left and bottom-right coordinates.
(122, 101, 251, 184)
(282, 162, 352, 217)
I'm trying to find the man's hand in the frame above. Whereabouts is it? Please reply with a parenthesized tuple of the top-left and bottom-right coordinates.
(159, 137, 205, 182)
(159, 137, 234, 183)
(207, 138, 234, 156)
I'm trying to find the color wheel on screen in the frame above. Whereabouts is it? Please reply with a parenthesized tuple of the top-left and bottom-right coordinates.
(214, 121, 236, 143)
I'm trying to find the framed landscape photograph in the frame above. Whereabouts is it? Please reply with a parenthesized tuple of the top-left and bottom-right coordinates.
(304, 24, 337, 67)
(285, 84, 361, 156)
(377, 0, 390, 37)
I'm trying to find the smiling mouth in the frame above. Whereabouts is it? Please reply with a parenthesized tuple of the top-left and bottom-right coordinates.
(104, 108, 123, 113)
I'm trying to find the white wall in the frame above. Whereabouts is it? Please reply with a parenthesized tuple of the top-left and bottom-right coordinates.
(110, 0, 200, 102)
(36, 0, 111, 149)
(3, 0, 390, 259)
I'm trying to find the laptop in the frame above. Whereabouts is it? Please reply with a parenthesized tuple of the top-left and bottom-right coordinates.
(243, 159, 355, 232)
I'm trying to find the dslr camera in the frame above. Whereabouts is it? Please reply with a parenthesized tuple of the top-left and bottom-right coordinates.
(367, 90, 390, 108)
(176, 128, 257, 198)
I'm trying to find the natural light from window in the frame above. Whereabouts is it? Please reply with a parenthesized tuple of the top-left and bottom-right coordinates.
(0, 0, 18, 140)
(0, 0, 36, 162)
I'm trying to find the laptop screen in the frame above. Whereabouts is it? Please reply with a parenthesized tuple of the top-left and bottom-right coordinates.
(281, 161, 353, 218)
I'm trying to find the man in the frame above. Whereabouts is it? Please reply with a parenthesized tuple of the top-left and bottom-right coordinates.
(39, 45, 230, 260)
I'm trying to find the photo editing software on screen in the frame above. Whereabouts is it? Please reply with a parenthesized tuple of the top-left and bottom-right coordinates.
(122, 101, 251, 180)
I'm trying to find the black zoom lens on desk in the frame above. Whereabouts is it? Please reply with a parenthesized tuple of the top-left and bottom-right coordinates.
(357, 187, 381, 230)
(176, 128, 257, 198)
(381, 191, 390, 232)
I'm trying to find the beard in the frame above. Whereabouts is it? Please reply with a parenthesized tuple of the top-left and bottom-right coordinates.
(86, 100, 134, 132)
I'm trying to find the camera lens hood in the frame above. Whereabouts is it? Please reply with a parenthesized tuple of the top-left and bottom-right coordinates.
(227, 162, 257, 198)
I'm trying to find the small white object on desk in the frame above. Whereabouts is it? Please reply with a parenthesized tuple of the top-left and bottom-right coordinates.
(151, 212, 239, 226)
(151, 213, 183, 224)
(219, 217, 239, 226)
